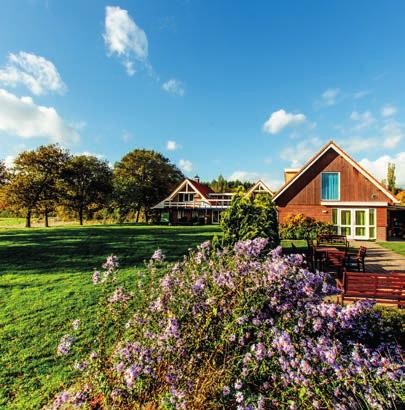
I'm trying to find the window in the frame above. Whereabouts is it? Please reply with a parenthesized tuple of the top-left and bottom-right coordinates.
(321, 172, 339, 200)
(178, 193, 194, 202)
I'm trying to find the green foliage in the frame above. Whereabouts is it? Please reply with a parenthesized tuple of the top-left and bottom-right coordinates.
(61, 155, 113, 225)
(0, 224, 221, 409)
(207, 174, 254, 192)
(1, 144, 69, 227)
(387, 162, 396, 193)
(279, 213, 335, 240)
(220, 192, 279, 247)
(113, 149, 183, 221)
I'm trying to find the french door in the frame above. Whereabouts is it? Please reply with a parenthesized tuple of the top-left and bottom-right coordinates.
(333, 208, 376, 240)
(212, 210, 220, 224)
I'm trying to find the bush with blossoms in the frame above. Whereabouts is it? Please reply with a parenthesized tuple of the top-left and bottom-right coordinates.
(50, 239, 404, 409)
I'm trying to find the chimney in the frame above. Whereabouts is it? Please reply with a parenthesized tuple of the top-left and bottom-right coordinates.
(194, 175, 200, 183)
(284, 168, 300, 183)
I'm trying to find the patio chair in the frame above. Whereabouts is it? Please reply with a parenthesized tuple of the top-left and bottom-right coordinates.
(346, 246, 367, 272)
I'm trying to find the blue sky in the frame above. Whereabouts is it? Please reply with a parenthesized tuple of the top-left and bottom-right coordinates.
(1, 0, 405, 189)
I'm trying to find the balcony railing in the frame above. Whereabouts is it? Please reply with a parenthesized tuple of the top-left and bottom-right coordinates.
(162, 200, 231, 209)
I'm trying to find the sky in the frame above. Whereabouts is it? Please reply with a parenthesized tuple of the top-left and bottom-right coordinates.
(1, 0, 405, 190)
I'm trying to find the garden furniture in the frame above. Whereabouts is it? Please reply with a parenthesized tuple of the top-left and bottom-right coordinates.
(346, 246, 367, 272)
(337, 271, 405, 307)
(316, 234, 349, 250)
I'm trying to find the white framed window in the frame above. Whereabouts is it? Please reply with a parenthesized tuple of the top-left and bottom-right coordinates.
(331, 208, 376, 240)
(321, 172, 340, 201)
(178, 193, 195, 202)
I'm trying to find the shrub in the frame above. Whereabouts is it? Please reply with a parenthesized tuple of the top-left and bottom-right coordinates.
(280, 213, 335, 240)
(220, 192, 279, 248)
(50, 241, 403, 409)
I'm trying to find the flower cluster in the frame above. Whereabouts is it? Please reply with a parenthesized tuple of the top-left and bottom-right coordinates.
(53, 239, 404, 409)
(56, 334, 75, 356)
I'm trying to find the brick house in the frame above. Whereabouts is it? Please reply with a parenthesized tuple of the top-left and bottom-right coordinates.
(273, 141, 400, 241)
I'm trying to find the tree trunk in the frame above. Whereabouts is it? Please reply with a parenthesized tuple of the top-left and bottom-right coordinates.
(136, 206, 141, 223)
(79, 207, 84, 226)
(44, 210, 49, 227)
(25, 210, 31, 228)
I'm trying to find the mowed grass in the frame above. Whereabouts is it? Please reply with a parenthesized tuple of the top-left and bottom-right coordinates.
(378, 241, 405, 257)
(0, 223, 221, 409)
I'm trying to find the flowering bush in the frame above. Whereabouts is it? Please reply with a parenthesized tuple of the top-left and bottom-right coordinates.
(51, 240, 403, 409)
(280, 213, 335, 240)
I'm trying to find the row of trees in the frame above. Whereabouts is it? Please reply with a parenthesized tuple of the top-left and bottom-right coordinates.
(0, 145, 184, 227)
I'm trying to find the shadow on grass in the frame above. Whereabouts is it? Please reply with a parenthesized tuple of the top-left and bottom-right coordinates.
(0, 224, 222, 275)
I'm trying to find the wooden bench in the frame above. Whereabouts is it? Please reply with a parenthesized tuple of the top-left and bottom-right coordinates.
(317, 234, 348, 249)
(338, 271, 405, 307)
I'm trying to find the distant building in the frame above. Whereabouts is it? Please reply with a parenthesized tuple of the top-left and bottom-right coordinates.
(152, 176, 273, 224)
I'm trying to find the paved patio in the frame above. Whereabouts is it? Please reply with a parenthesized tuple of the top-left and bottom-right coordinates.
(350, 241, 405, 274)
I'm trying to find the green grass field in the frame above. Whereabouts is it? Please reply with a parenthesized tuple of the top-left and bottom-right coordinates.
(0, 223, 221, 409)
(377, 241, 405, 256)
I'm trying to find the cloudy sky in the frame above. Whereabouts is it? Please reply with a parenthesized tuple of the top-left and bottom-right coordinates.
(1, 0, 405, 190)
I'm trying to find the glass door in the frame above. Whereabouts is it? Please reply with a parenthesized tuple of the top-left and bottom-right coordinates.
(339, 210, 352, 237)
(354, 210, 367, 239)
(334, 208, 376, 240)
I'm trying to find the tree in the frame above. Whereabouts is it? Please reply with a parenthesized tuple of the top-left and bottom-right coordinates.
(396, 190, 405, 205)
(0, 160, 8, 187)
(208, 175, 254, 193)
(113, 149, 183, 222)
(62, 155, 113, 225)
(387, 162, 396, 193)
(2, 145, 69, 227)
(220, 190, 279, 247)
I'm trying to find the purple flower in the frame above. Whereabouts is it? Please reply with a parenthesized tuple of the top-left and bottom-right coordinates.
(92, 270, 101, 284)
(234, 379, 242, 390)
(57, 334, 75, 356)
(151, 249, 165, 262)
(222, 385, 230, 396)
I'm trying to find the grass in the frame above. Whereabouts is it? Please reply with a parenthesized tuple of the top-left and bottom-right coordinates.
(0, 223, 221, 409)
(377, 241, 405, 257)
(0, 217, 25, 226)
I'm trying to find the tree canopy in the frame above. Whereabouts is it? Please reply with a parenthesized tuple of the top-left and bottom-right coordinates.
(62, 155, 113, 225)
(113, 149, 183, 221)
(2, 144, 69, 227)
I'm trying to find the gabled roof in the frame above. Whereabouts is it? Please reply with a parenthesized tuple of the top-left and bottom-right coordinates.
(273, 140, 400, 204)
(246, 180, 274, 196)
(152, 178, 214, 209)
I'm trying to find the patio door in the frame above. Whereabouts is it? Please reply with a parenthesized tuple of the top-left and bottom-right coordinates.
(212, 210, 220, 224)
(334, 208, 376, 240)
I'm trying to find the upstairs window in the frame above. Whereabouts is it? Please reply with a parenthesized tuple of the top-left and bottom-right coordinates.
(321, 172, 339, 200)
(178, 193, 194, 202)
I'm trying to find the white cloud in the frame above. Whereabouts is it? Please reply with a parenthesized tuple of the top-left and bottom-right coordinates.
(103, 6, 149, 76)
(162, 79, 185, 96)
(353, 90, 371, 99)
(350, 110, 375, 130)
(75, 151, 105, 160)
(228, 170, 283, 191)
(381, 104, 397, 117)
(381, 121, 402, 148)
(360, 152, 405, 187)
(0, 51, 66, 95)
(263, 109, 306, 134)
(322, 88, 340, 106)
(280, 137, 322, 168)
(0, 88, 79, 143)
(166, 140, 180, 151)
(4, 155, 15, 168)
(178, 159, 192, 173)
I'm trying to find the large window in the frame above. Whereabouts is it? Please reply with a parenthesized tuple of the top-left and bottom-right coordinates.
(331, 208, 376, 239)
(178, 193, 194, 202)
(321, 172, 340, 200)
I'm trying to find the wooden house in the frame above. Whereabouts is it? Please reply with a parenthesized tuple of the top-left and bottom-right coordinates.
(152, 176, 274, 225)
(273, 141, 400, 241)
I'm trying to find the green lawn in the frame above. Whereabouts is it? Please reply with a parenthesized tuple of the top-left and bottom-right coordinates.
(377, 241, 405, 256)
(0, 223, 221, 409)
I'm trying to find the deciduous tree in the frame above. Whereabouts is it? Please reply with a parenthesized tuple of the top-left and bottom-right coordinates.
(2, 145, 69, 227)
(113, 149, 183, 222)
(62, 155, 113, 225)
